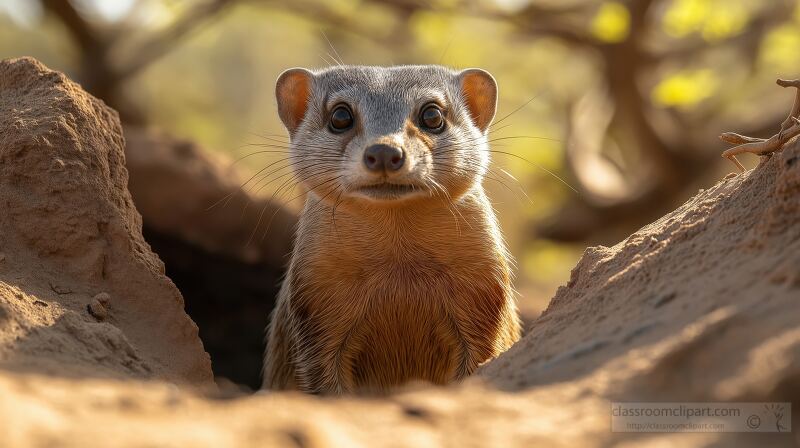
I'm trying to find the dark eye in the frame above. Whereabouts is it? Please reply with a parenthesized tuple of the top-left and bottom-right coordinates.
(329, 105, 354, 132)
(420, 104, 445, 132)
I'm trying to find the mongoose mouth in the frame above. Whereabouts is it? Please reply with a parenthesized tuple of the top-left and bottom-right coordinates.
(353, 182, 424, 201)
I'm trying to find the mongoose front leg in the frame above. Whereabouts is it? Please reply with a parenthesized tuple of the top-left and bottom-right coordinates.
(262, 299, 298, 390)
(290, 311, 358, 395)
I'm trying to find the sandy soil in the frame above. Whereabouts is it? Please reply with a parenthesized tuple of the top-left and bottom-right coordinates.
(0, 57, 797, 447)
(0, 57, 212, 384)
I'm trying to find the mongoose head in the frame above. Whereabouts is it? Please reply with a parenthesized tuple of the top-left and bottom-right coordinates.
(275, 65, 497, 207)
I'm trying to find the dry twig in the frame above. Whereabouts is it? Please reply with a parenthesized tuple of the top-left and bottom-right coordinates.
(721, 79, 800, 172)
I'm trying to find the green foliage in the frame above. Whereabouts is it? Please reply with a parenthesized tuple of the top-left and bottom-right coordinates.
(652, 69, 720, 107)
(663, 0, 751, 41)
(591, 2, 630, 43)
(760, 6, 800, 73)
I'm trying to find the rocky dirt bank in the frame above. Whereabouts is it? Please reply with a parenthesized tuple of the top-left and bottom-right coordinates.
(0, 57, 211, 385)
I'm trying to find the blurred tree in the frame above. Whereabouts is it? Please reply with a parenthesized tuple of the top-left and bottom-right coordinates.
(23, 0, 800, 243)
(365, 0, 798, 243)
(40, 0, 234, 123)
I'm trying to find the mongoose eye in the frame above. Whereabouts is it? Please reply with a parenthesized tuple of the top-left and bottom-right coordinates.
(329, 105, 354, 132)
(420, 104, 445, 132)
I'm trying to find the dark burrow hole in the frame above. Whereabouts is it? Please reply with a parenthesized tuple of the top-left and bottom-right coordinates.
(143, 226, 281, 391)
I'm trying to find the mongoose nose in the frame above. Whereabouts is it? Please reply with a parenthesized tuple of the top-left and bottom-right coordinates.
(363, 144, 405, 172)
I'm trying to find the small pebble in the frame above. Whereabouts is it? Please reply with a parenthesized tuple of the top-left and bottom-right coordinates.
(50, 158, 66, 170)
(87, 299, 108, 320)
(93, 292, 111, 305)
(50, 283, 72, 295)
(770, 272, 788, 284)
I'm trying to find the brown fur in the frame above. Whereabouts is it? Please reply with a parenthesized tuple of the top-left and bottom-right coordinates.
(263, 189, 520, 394)
(405, 119, 435, 150)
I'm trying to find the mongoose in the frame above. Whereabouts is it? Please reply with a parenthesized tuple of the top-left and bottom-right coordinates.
(263, 65, 521, 394)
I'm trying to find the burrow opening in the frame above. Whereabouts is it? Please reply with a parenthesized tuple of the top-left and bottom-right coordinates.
(143, 226, 283, 391)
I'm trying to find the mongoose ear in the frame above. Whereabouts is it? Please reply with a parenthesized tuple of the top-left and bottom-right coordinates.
(276, 68, 313, 135)
(457, 68, 498, 133)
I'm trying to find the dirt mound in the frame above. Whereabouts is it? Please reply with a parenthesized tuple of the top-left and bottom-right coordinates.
(0, 57, 212, 384)
(480, 143, 800, 403)
(0, 57, 797, 447)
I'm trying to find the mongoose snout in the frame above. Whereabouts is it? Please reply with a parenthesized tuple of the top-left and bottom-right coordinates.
(262, 65, 521, 394)
(363, 143, 405, 173)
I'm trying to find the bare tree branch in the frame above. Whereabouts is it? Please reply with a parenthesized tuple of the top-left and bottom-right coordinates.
(40, 0, 105, 52)
(41, 0, 239, 123)
(116, 0, 236, 81)
(721, 79, 800, 171)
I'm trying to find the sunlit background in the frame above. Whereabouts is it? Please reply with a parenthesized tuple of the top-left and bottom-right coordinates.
(2, 0, 798, 386)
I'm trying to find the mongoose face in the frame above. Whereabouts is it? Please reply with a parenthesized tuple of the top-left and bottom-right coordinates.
(275, 65, 498, 207)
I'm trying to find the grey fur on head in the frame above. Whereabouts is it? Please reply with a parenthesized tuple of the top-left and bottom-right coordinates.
(275, 65, 499, 206)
